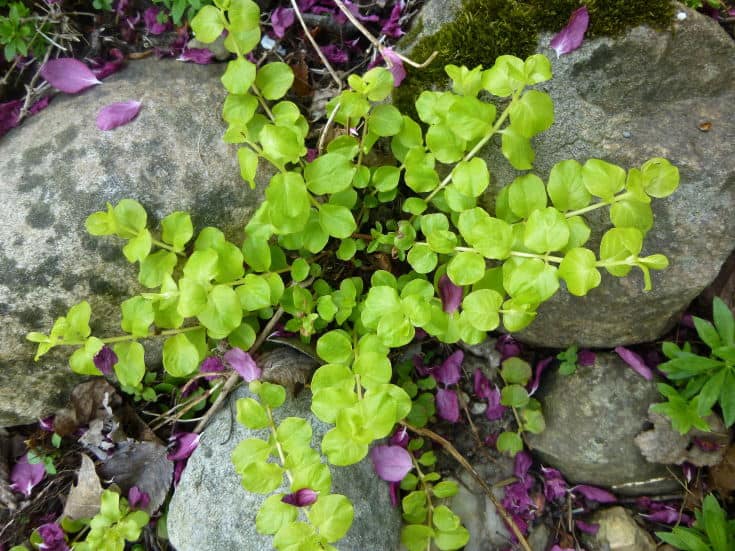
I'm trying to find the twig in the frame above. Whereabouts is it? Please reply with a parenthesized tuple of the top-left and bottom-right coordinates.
(401, 422, 533, 551)
(289, 0, 342, 90)
(457, 389, 500, 465)
(317, 100, 340, 154)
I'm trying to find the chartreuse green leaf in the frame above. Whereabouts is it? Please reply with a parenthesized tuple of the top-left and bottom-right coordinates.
(432, 480, 459, 498)
(362, 67, 394, 101)
(563, 216, 591, 252)
(255, 62, 294, 100)
(305, 153, 356, 195)
(161, 212, 193, 252)
(503, 257, 559, 304)
(508, 90, 554, 137)
(316, 330, 353, 365)
(407, 244, 437, 273)
(640, 157, 679, 198)
(496, 431, 523, 455)
(113, 199, 147, 239)
(508, 174, 547, 218)
(65, 301, 92, 340)
(524, 207, 570, 253)
(198, 285, 242, 339)
(221, 58, 256, 95)
(266, 172, 311, 234)
(353, 343, 392, 389)
(223, 93, 257, 124)
(69, 337, 104, 376)
(85, 202, 117, 236)
(256, 494, 298, 536)
(250, 381, 286, 409)
(610, 199, 653, 233)
(319, 204, 356, 239)
(582, 159, 625, 202)
(482, 55, 524, 97)
(321, 426, 368, 466)
(559, 248, 602, 296)
(452, 158, 489, 198)
(426, 124, 466, 164)
(501, 357, 532, 384)
(240, 460, 284, 493)
(457, 208, 513, 260)
(238, 147, 259, 188)
(445, 64, 483, 97)
(228, 0, 260, 30)
(447, 96, 495, 141)
(162, 333, 200, 377)
(501, 127, 534, 170)
(273, 522, 321, 550)
(191, 5, 223, 43)
(547, 160, 589, 212)
(194, 228, 245, 283)
(236, 397, 269, 429)
(310, 494, 354, 542)
(113, 341, 145, 388)
(462, 289, 503, 331)
(405, 149, 440, 193)
(524, 54, 552, 84)
(447, 252, 486, 286)
(122, 229, 152, 263)
(599, 227, 643, 277)
(368, 104, 403, 136)
(237, 274, 271, 311)
(121, 296, 154, 337)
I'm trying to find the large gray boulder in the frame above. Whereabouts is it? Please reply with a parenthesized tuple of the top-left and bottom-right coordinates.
(167, 385, 402, 550)
(525, 353, 678, 495)
(0, 59, 265, 426)
(405, 5, 735, 347)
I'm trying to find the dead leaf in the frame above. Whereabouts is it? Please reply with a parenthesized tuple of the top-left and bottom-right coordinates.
(54, 380, 121, 436)
(710, 443, 735, 496)
(63, 454, 103, 520)
(98, 440, 172, 513)
(635, 410, 729, 467)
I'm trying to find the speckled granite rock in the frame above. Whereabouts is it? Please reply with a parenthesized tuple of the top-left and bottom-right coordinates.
(167, 386, 401, 550)
(0, 58, 266, 426)
(526, 353, 679, 495)
(404, 4, 735, 347)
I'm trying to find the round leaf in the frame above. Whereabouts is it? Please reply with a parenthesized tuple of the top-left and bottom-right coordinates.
(461, 289, 503, 331)
(558, 247, 602, 296)
(162, 333, 199, 377)
(447, 251, 486, 286)
(255, 62, 294, 100)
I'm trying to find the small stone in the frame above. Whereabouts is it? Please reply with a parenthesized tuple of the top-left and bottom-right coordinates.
(583, 507, 656, 551)
(471, 402, 488, 415)
(622, 130, 632, 138)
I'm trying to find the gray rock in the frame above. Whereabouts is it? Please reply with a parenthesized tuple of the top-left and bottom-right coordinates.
(405, 5, 735, 347)
(0, 58, 266, 426)
(167, 386, 401, 550)
(525, 353, 679, 495)
(582, 507, 656, 551)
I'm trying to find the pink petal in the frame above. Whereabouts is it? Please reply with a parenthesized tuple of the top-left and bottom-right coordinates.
(513, 451, 532, 480)
(572, 484, 617, 503)
(178, 48, 215, 65)
(97, 100, 142, 131)
(381, 47, 406, 86)
(167, 432, 200, 461)
(271, 7, 295, 39)
(549, 6, 590, 57)
(528, 356, 553, 395)
(40, 58, 101, 94)
(370, 445, 412, 482)
(282, 488, 318, 506)
(575, 520, 599, 534)
(433, 350, 463, 386)
(485, 385, 507, 421)
(439, 275, 462, 314)
(614, 346, 653, 380)
(473, 368, 492, 399)
(10, 453, 46, 497)
(224, 347, 261, 382)
(436, 388, 460, 422)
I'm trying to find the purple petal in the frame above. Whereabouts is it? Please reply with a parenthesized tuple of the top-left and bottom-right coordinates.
(541, 466, 568, 502)
(224, 347, 261, 382)
(380, 3, 404, 38)
(97, 100, 142, 131)
(282, 488, 318, 506)
(389, 481, 400, 507)
(614, 346, 653, 380)
(473, 368, 492, 399)
(439, 275, 462, 314)
(370, 445, 412, 482)
(682, 462, 696, 483)
(200, 356, 225, 381)
(10, 453, 46, 497)
(528, 356, 553, 395)
(572, 484, 617, 503)
(549, 6, 589, 57)
(577, 349, 596, 366)
(485, 385, 507, 421)
(436, 388, 460, 422)
(128, 486, 150, 509)
(381, 47, 406, 86)
(40, 58, 101, 94)
(433, 350, 463, 386)
(642, 508, 685, 525)
(334, 0, 380, 24)
(575, 520, 599, 534)
(501, 480, 534, 513)
(93, 345, 118, 376)
(39, 416, 55, 432)
(167, 432, 200, 461)
(38, 523, 69, 551)
(550, 547, 575, 551)
(91, 49, 125, 80)
(496, 334, 521, 360)
(389, 426, 409, 448)
(412, 354, 431, 377)
(321, 44, 349, 64)
(29, 96, 51, 116)
(143, 7, 172, 35)
(271, 7, 295, 39)
(513, 451, 532, 480)
(178, 48, 215, 65)
(0, 99, 22, 137)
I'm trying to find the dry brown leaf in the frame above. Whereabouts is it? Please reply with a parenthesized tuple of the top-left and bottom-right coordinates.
(54, 380, 121, 436)
(98, 440, 172, 513)
(63, 454, 103, 520)
(710, 443, 735, 497)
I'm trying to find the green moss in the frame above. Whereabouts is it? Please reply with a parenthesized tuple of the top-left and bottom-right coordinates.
(394, 0, 675, 117)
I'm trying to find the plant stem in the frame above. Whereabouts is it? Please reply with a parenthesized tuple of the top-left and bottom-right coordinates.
(510, 251, 564, 263)
(290, 0, 342, 90)
(401, 422, 533, 551)
(564, 191, 633, 218)
(61, 325, 202, 346)
(151, 238, 185, 256)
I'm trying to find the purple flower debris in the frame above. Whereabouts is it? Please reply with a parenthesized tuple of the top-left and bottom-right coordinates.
(40, 58, 101, 94)
(370, 444, 412, 482)
(380, 2, 404, 38)
(436, 388, 460, 422)
(540, 466, 567, 502)
(473, 368, 492, 399)
(528, 356, 553, 395)
(143, 7, 172, 35)
(167, 432, 200, 461)
(485, 385, 506, 421)
(37, 523, 69, 551)
(389, 426, 409, 448)
(271, 7, 295, 39)
(380, 47, 406, 86)
(432, 350, 462, 386)
(550, 6, 589, 57)
(439, 275, 462, 314)
(578, 348, 596, 366)
(199, 356, 225, 381)
(496, 334, 521, 360)
(614, 346, 653, 380)
(282, 488, 318, 507)
(90, 48, 125, 80)
(39, 416, 55, 432)
(93, 345, 118, 376)
(224, 347, 261, 382)
(10, 453, 46, 497)
(128, 486, 150, 510)
(574, 519, 599, 534)
(97, 100, 142, 131)
(177, 48, 215, 64)
(572, 484, 617, 503)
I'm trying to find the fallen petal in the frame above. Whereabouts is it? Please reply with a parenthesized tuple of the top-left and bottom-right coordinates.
(167, 432, 200, 461)
(614, 346, 653, 380)
(10, 453, 46, 497)
(224, 347, 261, 382)
(370, 445, 412, 482)
(433, 350, 463, 386)
(549, 6, 590, 57)
(439, 275, 462, 314)
(577, 348, 596, 366)
(575, 519, 599, 534)
(381, 47, 405, 86)
(528, 356, 553, 395)
(41, 58, 101, 94)
(572, 484, 617, 503)
(436, 388, 460, 422)
(282, 488, 318, 506)
(271, 7, 295, 39)
(96, 100, 142, 131)
(178, 48, 215, 65)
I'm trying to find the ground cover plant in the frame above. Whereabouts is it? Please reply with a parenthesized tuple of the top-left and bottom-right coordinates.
(3, 0, 735, 550)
